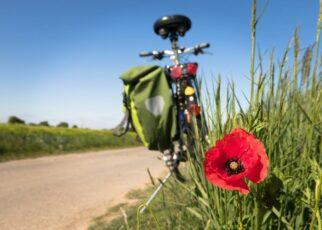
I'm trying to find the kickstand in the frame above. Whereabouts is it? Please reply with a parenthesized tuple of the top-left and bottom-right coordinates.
(139, 152, 184, 214)
(139, 170, 173, 214)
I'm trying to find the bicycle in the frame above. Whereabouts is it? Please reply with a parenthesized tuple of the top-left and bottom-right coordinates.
(139, 15, 210, 212)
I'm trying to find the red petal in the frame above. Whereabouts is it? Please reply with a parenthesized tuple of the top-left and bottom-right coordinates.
(204, 147, 227, 174)
(216, 129, 251, 159)
(205, 172, 250, 194)
(230, 128, 252, 136)
(245, 137, 269, 183)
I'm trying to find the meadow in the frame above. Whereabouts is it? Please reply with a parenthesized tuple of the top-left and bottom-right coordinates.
(0, 124, 141, 162)
(90, 0, 321, 229)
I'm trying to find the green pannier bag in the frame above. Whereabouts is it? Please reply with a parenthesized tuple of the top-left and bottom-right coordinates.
(114, 65, 178, 151)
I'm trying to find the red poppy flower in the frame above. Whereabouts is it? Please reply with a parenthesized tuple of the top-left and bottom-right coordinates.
(203, 128, 269, 194)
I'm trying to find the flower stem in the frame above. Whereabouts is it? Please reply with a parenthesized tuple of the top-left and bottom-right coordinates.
(250, 0, 257, 108)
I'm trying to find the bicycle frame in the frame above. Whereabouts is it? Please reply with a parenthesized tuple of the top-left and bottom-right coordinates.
(140, 33, 209, 153)
(139, 15, 210, 213)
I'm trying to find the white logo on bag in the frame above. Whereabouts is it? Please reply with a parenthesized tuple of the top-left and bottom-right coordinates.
(145, 96, 165, 116)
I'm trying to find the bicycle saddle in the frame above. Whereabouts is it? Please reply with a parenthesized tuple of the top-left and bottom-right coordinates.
(153, 15, 192, 39)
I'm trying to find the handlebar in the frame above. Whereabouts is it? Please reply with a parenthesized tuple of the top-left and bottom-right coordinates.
(192, 43, 210, 55)
(139, 50, 165, 60)
(139, 43, 210, 60)
(198, 43, 210, 49)
(139, 51, 153, 57)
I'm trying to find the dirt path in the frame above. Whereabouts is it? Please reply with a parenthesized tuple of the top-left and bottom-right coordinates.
(0, 147, 165, 230)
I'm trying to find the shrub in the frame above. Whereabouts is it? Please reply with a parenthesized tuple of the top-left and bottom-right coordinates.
(39, 121, 50, 127)
(8, 116, 25, 125)
(57, 122, 69, 128)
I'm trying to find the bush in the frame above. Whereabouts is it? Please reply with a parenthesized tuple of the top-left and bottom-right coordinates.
(8, 116, 25, 125)
(39, 121, 50, 127)
(57, 122, 69, 128)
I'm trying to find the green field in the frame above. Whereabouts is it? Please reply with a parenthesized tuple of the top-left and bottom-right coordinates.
(0, 124, 141, 162)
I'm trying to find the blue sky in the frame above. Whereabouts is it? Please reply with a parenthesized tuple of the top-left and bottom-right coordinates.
(0, 0, 319, 128)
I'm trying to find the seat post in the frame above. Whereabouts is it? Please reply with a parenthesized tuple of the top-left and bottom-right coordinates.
(170, 33, 180, 65)
(169, 32, 178, 49)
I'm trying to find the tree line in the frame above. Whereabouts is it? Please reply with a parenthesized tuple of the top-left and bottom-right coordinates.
(7, 116, 78, 128)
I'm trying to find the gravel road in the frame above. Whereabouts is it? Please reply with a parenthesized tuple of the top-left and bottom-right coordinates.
(0, 147, 164, 230)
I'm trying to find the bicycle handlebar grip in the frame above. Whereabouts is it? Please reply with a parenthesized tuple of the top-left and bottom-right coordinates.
(199, 43, 210, 49)
(139, 51, 153, 57)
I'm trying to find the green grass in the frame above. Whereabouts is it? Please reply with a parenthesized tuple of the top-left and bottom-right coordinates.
(182, 1, 322, 228)
(89, 1, 321, 229)
(89, 169, 204, 230)
(0, 124, 141, 162)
